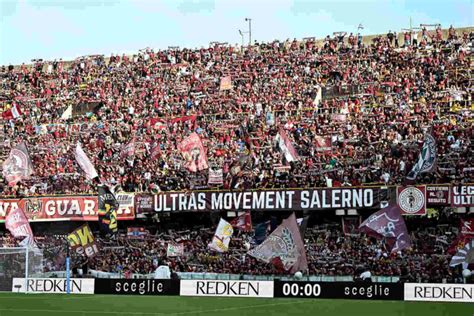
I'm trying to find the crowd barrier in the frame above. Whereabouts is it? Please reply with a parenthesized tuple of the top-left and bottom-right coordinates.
(10, 278, 474, 302)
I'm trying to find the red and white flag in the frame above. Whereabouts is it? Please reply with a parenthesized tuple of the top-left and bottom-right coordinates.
(5, 205, 35, 247)
(277, 128, 299, 162)
(121, 139, 136, 160)
(2, 142, 34, 187)
(149, 141, 161, 161)
(74, 143, 99, 180)
(178, 133, 209, 172)
(2, 103, 22, 120)
(314, 136, 332, 152)
(230, 212, 252, 232)
(248, 213, 308, 273)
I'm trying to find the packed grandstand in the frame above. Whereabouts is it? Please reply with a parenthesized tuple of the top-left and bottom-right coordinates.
(0, 25, 473, 287)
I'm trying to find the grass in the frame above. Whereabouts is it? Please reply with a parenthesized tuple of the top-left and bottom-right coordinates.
(0, 293, 471, 316)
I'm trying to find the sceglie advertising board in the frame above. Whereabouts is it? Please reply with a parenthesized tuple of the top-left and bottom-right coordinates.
(274, 281, 403, 300)
(154, 188, 390, 212)
(404, 283, 474, 303)
(95, 279, 180, 295)
(0, 196, 135, 222)
(12, 278, 95, 294)
(180, 280, 274, 298)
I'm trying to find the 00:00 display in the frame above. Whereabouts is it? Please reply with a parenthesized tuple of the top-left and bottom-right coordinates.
(282, 283, 321, 296)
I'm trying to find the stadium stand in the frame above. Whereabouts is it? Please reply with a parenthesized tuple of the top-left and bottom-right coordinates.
(0, 25, 473, 284)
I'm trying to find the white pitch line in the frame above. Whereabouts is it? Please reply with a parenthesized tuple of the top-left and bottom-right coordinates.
(0, 299, 311, 316)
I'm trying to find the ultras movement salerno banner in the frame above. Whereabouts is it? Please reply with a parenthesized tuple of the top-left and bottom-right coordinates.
(153, 188, 391, 212)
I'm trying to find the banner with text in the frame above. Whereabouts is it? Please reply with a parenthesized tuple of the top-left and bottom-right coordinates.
(180, 280, 273, 298)
(154, 188, 389, 212)
(451, 185, 473, 207)
(95, 279, 180, 296)
(0, 196, 135, 222)
(12, 278, 95, 294)
(426, 185, 450, 205)
(404, 283, 473, 303)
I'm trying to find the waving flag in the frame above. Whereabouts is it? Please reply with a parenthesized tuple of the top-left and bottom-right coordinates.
(67, 224, 99, 257)
(450, 239, 474, 267)
(359, 204, 411, 253)
(209, 218, 233, 252)
(277, 128, 299, 162)
(2, 103, 22, 120)
(248, 213, 308, 273)
(149, 141, 161, 161)
(230, 212, 252, 232)
(74, 143, 98, 180)
(60, 105, 72, 120)
(178, 133, 209, 172)
(121, 139, 135, 158)
(121, 139, 136, 165)
(98, 185, 118, 234)
(407, 134, 437, 180)
(167, 243, 185, 257)
(314, 136, 332, 152)
(5, 205, 35, 247)
(2, 142, 34, 186)
(253, 222, 269, 245)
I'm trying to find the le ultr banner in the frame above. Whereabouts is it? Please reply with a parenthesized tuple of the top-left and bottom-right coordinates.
(0, 196, 135, 222)
(153, 187, 390, 212)
(451, 185, 473, 207)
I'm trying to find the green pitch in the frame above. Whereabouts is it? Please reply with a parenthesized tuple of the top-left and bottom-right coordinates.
(0, 293, 471, 316)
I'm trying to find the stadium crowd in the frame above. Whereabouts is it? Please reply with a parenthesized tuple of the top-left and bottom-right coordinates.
(0, 26, 472, 196)
(0, 213, 466, 283)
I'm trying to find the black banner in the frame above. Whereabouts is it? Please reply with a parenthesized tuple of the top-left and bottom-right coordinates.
(274, 281, 403, 300)
(95, 279, 180, 296)
(135, 194, 154, 216)
(153, 188, 390, 212)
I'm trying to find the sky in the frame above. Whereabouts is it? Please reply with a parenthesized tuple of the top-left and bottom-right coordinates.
(0, 0, 472, 65)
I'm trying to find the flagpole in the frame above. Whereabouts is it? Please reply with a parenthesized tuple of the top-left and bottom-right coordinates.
(65, 237, 71, 295)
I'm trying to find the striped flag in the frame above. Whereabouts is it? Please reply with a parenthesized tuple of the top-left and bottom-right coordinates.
(74, 142, 98, 180)
(5, 205, 36, 247)
(277, 128, 299, 162)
